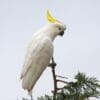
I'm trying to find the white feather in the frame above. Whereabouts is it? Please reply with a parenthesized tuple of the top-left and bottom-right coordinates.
(21, 32, 53, 93)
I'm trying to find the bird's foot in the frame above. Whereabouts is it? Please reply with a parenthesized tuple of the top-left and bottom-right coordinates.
(48, 62, 56, 67)
(30, 95, 33, 100)
(48, 57, 56, 68)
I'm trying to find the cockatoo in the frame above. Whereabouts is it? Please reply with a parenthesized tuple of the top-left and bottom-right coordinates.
(20, 10, 66, 96)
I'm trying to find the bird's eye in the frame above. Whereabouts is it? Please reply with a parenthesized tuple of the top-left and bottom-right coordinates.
(58, 27, 62, 30)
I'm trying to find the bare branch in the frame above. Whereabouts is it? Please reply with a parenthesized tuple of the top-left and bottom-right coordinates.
(56, 75, 68, 79)
(49, 57, 57, 100)
(57, 79, 68, 84)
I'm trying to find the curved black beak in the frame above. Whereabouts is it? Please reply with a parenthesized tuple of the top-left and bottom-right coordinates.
(59, 31, 64, 36)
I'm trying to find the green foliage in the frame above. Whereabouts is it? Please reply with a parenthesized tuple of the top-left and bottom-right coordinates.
(38, 72, 100, 100)
(37, 95, 52, 100)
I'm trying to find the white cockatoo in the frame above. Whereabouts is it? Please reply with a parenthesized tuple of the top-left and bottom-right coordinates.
(20, 10, 66, 96)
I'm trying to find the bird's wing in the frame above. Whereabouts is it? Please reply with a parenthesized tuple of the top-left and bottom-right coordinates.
(20, 35, 42, 79)
(20, 34, 53, 91)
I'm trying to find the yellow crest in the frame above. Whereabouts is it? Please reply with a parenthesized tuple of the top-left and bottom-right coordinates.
(46, 10, 58, 23)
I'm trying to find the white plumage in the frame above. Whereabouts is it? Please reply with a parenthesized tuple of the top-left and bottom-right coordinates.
(20, 11, 66, 96)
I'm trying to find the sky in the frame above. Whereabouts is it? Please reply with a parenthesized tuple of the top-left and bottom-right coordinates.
(0, 0, 100, 100)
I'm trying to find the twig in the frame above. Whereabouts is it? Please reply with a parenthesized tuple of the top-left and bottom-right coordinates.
(57, 79, 68, 84)
(57, 87, 64, 91)
(56, 75, 68, 79)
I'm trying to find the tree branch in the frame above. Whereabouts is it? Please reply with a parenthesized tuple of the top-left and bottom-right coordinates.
(57, 79, 68, 84)
(56, 75, 68, 79)
(51, 57, 57, 100)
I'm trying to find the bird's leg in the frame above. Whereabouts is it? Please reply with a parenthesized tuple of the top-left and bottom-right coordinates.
(48, 57, 56, 67)
(30, 95, 33, 100)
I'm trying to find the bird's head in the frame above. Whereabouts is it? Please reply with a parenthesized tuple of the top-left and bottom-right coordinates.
(46, 10, 66, 37)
